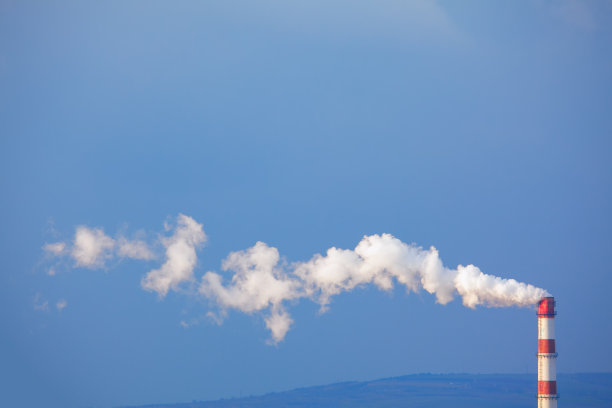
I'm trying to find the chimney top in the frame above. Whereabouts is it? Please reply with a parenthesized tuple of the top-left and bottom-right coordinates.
(538, 296, 555, 317)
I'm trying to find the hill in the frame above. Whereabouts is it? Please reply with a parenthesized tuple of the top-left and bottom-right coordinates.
(123, 373, 612, 408)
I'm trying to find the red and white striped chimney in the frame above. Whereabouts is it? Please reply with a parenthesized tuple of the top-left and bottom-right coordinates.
(538, 296, 557, 408)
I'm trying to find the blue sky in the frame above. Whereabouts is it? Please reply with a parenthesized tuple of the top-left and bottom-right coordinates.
(1, 1, 611, 407)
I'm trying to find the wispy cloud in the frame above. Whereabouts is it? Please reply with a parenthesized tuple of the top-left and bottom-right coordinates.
(179, 314, 212, 329)
(33, 293, 49, 312)
(118, 237, 155, 261)
(43, 242, 66, 256)
(44, 227, 157, 273)
(56, 299, 67, 311)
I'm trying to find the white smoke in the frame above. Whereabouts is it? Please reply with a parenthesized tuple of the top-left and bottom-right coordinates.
(201, 233, 550, 343)
(141, 214, 207, 297)
(118, 237, 155, 260)
(72, 226, 115, 268)
(33, 293, 49, 312)
(43, 215, 550, 344)
(56, 299, 68, 311)
(265, 307, 294, 344)
(200, 241, 301, 343)
(454, 265, 548, 308)
(43, 242, 67, 256)
(44, 227, 156, 271)
(200, 242, 301, 312)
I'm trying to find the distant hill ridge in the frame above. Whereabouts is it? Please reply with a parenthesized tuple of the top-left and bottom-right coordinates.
(123, 373, 612, 408)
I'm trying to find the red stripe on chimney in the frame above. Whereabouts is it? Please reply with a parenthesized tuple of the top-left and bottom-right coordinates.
(538, 381, 557, 395)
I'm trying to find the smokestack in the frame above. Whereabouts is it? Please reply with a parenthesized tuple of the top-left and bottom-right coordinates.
(538, 296, 558, 408)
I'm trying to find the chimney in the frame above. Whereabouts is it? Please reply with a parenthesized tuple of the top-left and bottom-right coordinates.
(538, 296, 558, 407)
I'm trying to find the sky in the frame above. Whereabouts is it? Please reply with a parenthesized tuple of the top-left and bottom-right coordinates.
(1, 1, 611, 407)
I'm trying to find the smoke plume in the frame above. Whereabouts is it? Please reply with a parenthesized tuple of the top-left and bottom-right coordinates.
(201, 233, 549, 342)
(43, 214, 550, 344)
(72, 226, 115, 268)
(44, 226, 158, 270)
(141, 214, 207, 297)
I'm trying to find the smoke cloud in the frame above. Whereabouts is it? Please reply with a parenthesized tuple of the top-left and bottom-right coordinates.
(200, 241, 301, 343)
(43, 215, 550, 344)
(118, 237, 155, 261)
(44, 227, 157, 271)
(43, 242, 67, 256)
(141, 214, 207, 297)
(56, 299, 68, 311)
(201, 233, 549, 342)
(72, 226, 115, 268)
